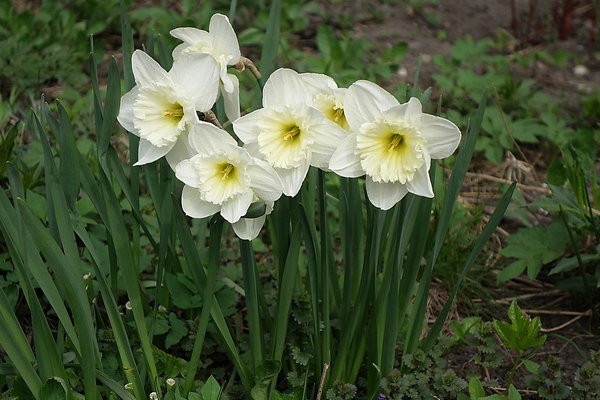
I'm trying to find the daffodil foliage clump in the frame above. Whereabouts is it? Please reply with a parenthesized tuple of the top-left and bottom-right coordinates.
(113, 12, 516, 400)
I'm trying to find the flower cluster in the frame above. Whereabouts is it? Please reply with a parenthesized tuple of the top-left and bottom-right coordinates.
(117, 13, 461, 239)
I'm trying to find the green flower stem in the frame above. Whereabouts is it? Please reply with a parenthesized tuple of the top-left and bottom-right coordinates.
(183, 216, 224, 395)
(318, 170, 332, 368)
(240, 238, 264, 373)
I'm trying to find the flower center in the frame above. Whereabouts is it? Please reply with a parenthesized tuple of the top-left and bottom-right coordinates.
(220, 163, 235, 180)
(194, 153, 249, 204)
(282, 125, 302, 142)
(388, 133, 405, 151)
(257, 107, 313, 169)
(331, 107, 347, 127)
(356, 121, 426, 184)
(162, 105, 184, 119)
(314, 93, 349, 130)
(133, 87, 187, 148)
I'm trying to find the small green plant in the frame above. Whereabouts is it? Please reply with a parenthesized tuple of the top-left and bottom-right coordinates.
(326, 381, 357, 400)
(524, 357, 570, 399)
(572, 350, 600, 399)
(379, 348, 467, 399)
(494, 300, 546, 386)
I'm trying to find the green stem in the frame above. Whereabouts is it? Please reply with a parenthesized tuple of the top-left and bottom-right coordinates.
(183, 216, 224, 395)
(240, 239, 264, 373)
(506, 351, 522, 387)
(318, 170, 331, 367)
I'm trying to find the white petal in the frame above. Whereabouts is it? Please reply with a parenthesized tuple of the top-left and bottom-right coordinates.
(165, 132, 194, 170)
(132, 50, 170, 87)
(209, 14, 241, 64)
(276, 159, 310, 197)
(365, 177, 409, 210)
(243, 141, 261, 158)
(263, 68, 310, 109)
(134, 139, 174, 166)
(345, 80, 399, 131)
(169, 53, 220, 112)
(233, 109, 266, 144)
(181, 185, 220, 219)
(406, 162, 434, 198)
(329, 133, 364, 178)
(221, 190, 253, 223)
(188, 121, 237, 155)
(247, 159, 283, 202)
(172, 43, 190, 60)
(175, 158, 200, 187)
(308, 109, 348, 169)
(299, 72, 338, 98)
(219, 62, 234, 93)
(419, 114, 462, 159)
(232, 214, 267, 240)
(384, 97, 422, 127)
(117, 86, 139, 133)
(170, 27, 211, 44)
(222, 73, 240, 121)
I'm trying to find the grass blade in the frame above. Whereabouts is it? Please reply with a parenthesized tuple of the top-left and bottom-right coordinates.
(270, 221, 303, 361)
(240, 238, 264, 373)
(259, 0, 281, 85)
(422, 182, 517, 351)
(0, 286, 42, 399)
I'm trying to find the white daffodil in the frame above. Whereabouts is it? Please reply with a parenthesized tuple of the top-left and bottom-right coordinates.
(300, 73, 349, 131)
(233, 68, 347, 197)
(117, 50, 220, 168)
(175, 122, 283, 240)
(329, 80, 461, 210)
(171, 13, 242, 122)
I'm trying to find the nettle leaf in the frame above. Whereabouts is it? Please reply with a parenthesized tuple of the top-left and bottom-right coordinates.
(494, 300, 546, 354)
(499, 221, 568, 281)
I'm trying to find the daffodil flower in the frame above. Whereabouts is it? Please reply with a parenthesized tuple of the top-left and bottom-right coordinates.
(329, 80, 461, 210)
(171, 13, 242, 122)
(300, 73, 349, 131)
(117, 50, 220, 168)
(175, 122, 283, 240)
(233, 68, 347, 197)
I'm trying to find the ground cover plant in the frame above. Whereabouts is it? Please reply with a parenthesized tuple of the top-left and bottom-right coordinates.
(0, 0, 599, 399)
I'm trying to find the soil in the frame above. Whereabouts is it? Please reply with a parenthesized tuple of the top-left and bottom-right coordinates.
(348, 0, 600, 95)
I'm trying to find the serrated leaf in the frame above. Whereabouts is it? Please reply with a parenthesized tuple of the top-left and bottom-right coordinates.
(165, 313, 188, 349)
(494, 300, 546, 354)
(499, 222, 568, 280)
